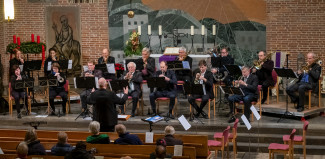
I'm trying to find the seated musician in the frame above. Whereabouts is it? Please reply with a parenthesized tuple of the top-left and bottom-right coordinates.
(49, 63, 67, 116)
(228, 66, 258, 124)
(44, 48, 58, 76)
(140, 47, 155, 80)
(210, 47, 234, 85)
(80, 61, 102, 115)
(251, 51, 274, 104)
(286, 52, 321, 112)
(121, 62, 143, 117)
(149, 61, 177, 118)
(188, 60, 214, 119)
(98, 48, 116, 80)
(9, 48, 24, 76)
(175, 47, 192, 82)
(10, 65, 29, 119)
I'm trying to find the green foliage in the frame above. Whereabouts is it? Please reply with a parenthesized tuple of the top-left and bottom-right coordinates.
(124, 31, 143, 57)
(6, 42, 46, 54)
(124, 43, 143, 57)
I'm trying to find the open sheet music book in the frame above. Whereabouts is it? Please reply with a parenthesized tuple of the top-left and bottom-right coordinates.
(164, 47, 180, 55)
(144, 115, 164, 123)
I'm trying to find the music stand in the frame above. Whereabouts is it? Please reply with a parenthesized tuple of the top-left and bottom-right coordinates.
(219, 86, 245, 118)
(211, 57, 227, 106)
(224, 65, 242, 80)
(24, 60, 42, 104)
(125, 59, 144, 71)
(109, 80, 129, 93)
(183, 83, 205, 123)
(58, 60, 69, 70)
(274, 68, 298, 122)
(74, 77, 96, 120)
(14, 79, 33, 116)
(95, 64, 108, 74)
(147, 77, 167, 89)
(141, 115, 164, 132)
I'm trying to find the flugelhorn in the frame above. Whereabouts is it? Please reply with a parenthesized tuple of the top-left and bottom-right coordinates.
(300, 57, 320, 73)
(234, 76, 244, 87)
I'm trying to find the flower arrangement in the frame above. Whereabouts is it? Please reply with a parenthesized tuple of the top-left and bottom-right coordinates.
(115, 63, 125, 71)
(124, 30, 143, 57)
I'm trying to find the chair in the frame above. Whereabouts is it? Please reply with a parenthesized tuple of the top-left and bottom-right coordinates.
(123, 96, 140, 115)
(189, 97, 215, 119)
(8, 82, 31, 116)
(269, 129, 296, 159)
(47, 80, 70, 114)
(208, 126, 231, 159)
(235, 85, 262, 121)
(155, 97, 178, 116)
(214, 119, 239, 158)
(267, 70, 279, 104)
(306, 78, 322, 109)
(283, 121, 309, 159)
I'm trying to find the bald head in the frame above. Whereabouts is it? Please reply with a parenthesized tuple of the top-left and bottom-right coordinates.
(98, 78, 107, 89)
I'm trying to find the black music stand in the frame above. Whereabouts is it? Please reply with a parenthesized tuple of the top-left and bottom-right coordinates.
(211, 57, 227, 105)
(147, 77, 167, 89)
(24, 60, 42, 104)
(183, 82, 205, 123)
(58, 60, 69, 70)
(224, 65, 242, 80)
(219, 86, 245, 118)
(141, 115, 164, 132)
(95, 64, 108, 74)
(275, 68, 299, 122)
(39, 76, 58, 115)
(75, 77, 96, 120)
(109, 80, 129, 93)
(125, 59, 144, 71)
(14, 79, 34, 116)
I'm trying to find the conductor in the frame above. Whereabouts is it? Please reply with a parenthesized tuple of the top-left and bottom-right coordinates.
(87, 78, 128, 132)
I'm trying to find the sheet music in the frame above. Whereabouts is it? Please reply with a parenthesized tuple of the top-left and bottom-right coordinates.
(250, 105, 261, 120)
(145, 132, 154, 143)
(108, 80, 112, 90)
(174, 145, 183, 156)
(47, 62, 52, 71)
(95, 77, 99, 89)
(182, 61, 190, 69)
(0, 147, 4, 154)
(83, 65, 88, 72)
(178, 115, 191, 130)
(68, 60, 73, 69)
(19, 65, 24, 72)
(74, 77, 77, 89)
(164, 47, 174, 54)
(202, 84, 206, 95)
(241, 115, 252, 130)
(106, 63, 116, 73)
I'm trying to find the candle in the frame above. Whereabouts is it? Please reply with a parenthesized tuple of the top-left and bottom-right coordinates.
(31, 34, 34, 42)
(201, 25, 205, 35)
(212, 25, 216, 35)
(190, 26, 194, 36)
(148, 25, 151, 35)
(158, 25, 162, 35)
(13, 35, 16, 43)
(37, 36, 40, 44)
(42, 45, 45, 66)
(138, 26, 141, 35)
(17, 37, 21, 45)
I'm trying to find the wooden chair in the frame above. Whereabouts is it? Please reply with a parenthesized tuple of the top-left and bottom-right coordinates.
(47, 80, 70, 114)
(123, 96, 140, 115)
(156, 97, 178, 116)
(283, 121, 309, 159)
(306, 78, 322, 109)
(189, 97, 215, 119)
(235, 85, 262, 121)
(268, 129, 296, 159)
(208, 126, 231, 159)
(267, 70, 279, 104)
(214, 119, 239, 158)
(8, 82, 31, 116)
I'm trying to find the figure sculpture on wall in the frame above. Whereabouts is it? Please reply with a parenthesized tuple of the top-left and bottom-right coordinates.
(52, 15, 81, 71)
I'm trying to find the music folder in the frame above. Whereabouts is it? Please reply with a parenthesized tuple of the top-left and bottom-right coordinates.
(274, 68, 298, 78)
(219, 86, 245, 96)
(23, 60, 42, 71)
(95, 64, 108, 73)
(109, 79, 129, 92)
(74, 77, 96, 89)
(183, 82, 204, 95)
(124, 59, 144, 71)
(147, 77, 166, 89)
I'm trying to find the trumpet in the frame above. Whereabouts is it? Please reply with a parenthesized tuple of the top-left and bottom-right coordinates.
(234, 76, 244, 87)
(143, 57, 148, 68)
(194, 73, 201, 84)
(56, 73, 65, 83)
(300, 57, 320, 73)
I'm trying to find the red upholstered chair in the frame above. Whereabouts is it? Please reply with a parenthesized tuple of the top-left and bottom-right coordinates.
(208, 126, 231, 159)
(214, 119, 239, 158)
(47, 80, 70, 114)
(155, 97, 178, 116)
(268, 129, 296, 159)
(267, 70, 279, 104)
(235, 85, 262, 121)
(283, 121, 309, 159)
(8, 83, 31, 116)
(189, 97, 215, 119)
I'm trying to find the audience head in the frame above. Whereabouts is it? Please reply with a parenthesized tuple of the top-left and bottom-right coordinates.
(115, 124, 127, 135)
(142, 47, 150, 59)
(102, 48, 110, 57)
(75, 141, 87, 150)
(220, 47, 229, 57)
(87, 61, 95, 71)
(127, 62, 136, 73)
(98, 77, 107, 89)
(24, 128, 38, 144)
(120, 156, 132, 159)
(155, 145, 167, 158)
(241, 66, 250, 77)
(164, 126, 175, 136)
(57, 131, 68, 145)
(16, 141, 28, 158)
(89, 121, 100, 135)
(52, 62, 60, 72)
(156, 138, 167, 147)
(159, 61, 168, 73)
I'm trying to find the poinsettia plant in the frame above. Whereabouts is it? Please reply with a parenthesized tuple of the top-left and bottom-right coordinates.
(124, 30, 143, 57)
(115, 63, 125, 71)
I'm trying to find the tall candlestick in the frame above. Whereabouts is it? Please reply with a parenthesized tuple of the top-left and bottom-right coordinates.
(190, 26, 194, 36)
(201, 25, 205, 35)
(148, 25, 151, 35)
(138, 26, 141, 35)
(17, 37, 21, 46)
(37, 36, 40, 44)
(158, 25, 162, 35)
(13, 35, 16, 43)
(212, 25, 216, 35)
(31, 34, 34, 42)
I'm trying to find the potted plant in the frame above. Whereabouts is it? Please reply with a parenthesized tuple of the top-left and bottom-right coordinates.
(124, 30, 143, 57)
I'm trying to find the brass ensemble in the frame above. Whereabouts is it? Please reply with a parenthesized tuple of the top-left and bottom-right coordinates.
(234, 76, 244, 87)
(300, 57, 320, 73)
(252, 52, 273, 70)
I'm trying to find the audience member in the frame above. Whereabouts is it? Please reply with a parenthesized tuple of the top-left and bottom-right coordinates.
(65, 141, 95, 159)
(86, 121, 110, 144)
(51, 132, 74, 156)
(163, 126, 183, 146)
(24, 128, 46, 155)
(150, 139, 172, 159)
(120, 156, 132, 159)
(16, 141, 28, 159)
(114, 124, 143, 145)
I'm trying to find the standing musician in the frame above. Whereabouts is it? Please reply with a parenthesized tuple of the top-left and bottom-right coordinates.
(121, 62, 143, 117)
(9, 49, 24, 76)
(48, 63, 67, 115)
(149, 61, 177, 118)
(98, 48, 115, 80)
(80, 61, 103, 115)
(140, 47, 155, 80)
(10, 65, 29, 118)
(251, 51, 274, 104)
(44, 48, 59, 76)
(286, 52, 321, 112)
(227, 66, 259, 124)
(188, 60, 214, 119)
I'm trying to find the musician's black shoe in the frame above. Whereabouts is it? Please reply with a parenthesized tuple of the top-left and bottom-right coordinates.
(297, 107, 304, 112)
(194, 112, 200, 118)
(131, 111, 135, 117)
(151, 112, 157, 117)
(167, 113, 175, 119)
(201, 111, 209, 119)
(50, 112, 56, 116)
(225, 112, 233, 117)
(228, 116, 236, 123)
(17, 114, 22, 119)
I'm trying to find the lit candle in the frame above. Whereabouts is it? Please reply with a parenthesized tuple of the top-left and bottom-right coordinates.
(37, 36, 40, 44)
(13, 35, 16, 43)
(191, 26, 194, 36)
(158, 25, 162, 35)
(148, 25, 151, 35)
(201, 25, 205, 35)
(17, 37, 20, 45)
(31, 34, 34, 42)
(212, 25, 216, 35)
(138, 26, 141, 35)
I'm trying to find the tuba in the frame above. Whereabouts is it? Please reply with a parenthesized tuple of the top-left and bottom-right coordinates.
(213, 68, 228, 82)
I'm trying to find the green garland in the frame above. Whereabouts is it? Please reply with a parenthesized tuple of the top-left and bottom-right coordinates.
(6, 42, 46, 54)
